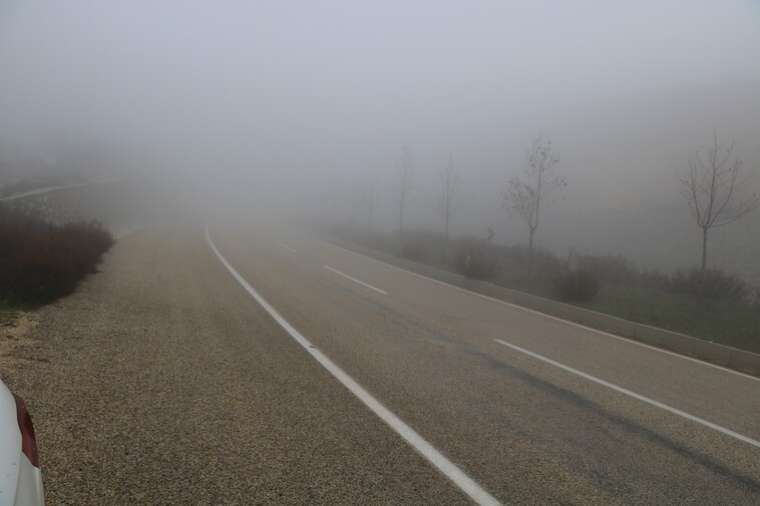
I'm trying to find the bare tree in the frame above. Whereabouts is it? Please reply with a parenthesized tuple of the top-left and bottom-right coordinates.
(504, 136, 565, 255)
(438, 153, 458, 240)
(397, 145, 413, 236)
(679, 132, 758, 271)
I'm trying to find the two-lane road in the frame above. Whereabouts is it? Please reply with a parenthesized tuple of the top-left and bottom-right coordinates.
(17, 223, 759, 504)
(207, 221, 760, 504)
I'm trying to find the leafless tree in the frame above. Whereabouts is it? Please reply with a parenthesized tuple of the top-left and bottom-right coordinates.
(438, 154, 458, 240)
(679, 132, 758, 271)
(397, 145, 413, 236)
(504, 136, 565, 255)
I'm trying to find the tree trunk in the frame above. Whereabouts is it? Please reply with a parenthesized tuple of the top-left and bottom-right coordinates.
(397, 200, 405, 257)
(528, 227, 536, 257)
(701, 227, 708, 271)
(398, 203, 404, 237)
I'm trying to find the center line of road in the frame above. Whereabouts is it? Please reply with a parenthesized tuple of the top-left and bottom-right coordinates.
(278, 242, 297, 253)
(205, 227, 500, 506)
(324, 265, 388, 295)
(494, 338, 760, 450)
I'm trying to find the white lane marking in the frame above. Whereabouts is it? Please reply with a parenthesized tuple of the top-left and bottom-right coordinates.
(205, 227, 500, 506)
(494, 338, 760, 450)
(324, 265, 388, 295)
(0, 182, 89, 202)
(0, 178, 121, 202)
(279, 242, 297, 253)
(328, 243, 760, 383)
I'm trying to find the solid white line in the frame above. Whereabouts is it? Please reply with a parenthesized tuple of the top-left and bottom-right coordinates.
(494, 338, 760, 450)
(0, 179, 116, 202)
(205, 227, 500, 506)
(279, 242, 297, 253)
(324, 265, 388, 295)
(328, 243, 760, 383)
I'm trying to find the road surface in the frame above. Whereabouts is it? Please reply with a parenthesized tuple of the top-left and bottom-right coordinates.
(7, 223, 760, 504)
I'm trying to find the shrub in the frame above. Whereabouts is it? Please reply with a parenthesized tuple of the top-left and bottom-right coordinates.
(576, 254, 638, 285)
(398, 230, 448, 264)
(0, 205, 114, 303)
(639, 269, 672, 292)
(401, 240, 430, 262)
(670, 268, 746, 301)
(453, 240, 497, 280)
(554, 269, 600, 302)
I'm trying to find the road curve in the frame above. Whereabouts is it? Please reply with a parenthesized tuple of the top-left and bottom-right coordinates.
(5, 222, 759, 504)
(209, 221, 760, 505)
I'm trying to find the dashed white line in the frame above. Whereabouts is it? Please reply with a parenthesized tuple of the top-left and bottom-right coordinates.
(205, 226, 500, 506)
(279, 242, 297, 253)
(494, 338, 760, 450)
(328, 242, 760, 383)
(324, 265, 388, 295)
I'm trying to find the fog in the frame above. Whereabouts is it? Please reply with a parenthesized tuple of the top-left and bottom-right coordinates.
(2, 1, 760, 276)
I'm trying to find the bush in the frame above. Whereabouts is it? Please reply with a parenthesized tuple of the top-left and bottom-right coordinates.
(554, 269, 600, 302)
(398, 230, 448, 265)
(670, 268, 746, 301)
(453, 240, 497, 280)
(576, 254, 638, 285)
(639, 269, 672, 292)
(0, 205, 114, 303)
(401, 240, 430, 262)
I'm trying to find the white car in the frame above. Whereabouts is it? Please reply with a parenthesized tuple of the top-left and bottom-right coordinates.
(0, 380, 43, 506)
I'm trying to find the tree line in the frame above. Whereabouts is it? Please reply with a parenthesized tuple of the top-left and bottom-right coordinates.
(362, 132, 758, 273)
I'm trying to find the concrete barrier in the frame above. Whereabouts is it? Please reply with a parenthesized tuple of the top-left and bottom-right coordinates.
(333, 239, 760, 377)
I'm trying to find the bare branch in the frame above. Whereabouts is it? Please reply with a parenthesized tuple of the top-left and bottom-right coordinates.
(678, 132, 757, 269)
(503, 136, 564, 252)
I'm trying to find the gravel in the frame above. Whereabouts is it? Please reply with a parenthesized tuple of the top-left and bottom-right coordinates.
(0, 226, 466, 505)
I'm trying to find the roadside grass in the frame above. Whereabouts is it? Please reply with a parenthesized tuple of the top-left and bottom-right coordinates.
(580, 284, 760, 354)
(0, 299, 16, 325)
(484, 275, 760, 355)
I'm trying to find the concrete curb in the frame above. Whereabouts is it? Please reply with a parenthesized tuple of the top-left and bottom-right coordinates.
(333, 239, 760, 378)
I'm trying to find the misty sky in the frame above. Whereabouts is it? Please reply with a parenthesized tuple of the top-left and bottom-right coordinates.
(1, 1, 759, 273)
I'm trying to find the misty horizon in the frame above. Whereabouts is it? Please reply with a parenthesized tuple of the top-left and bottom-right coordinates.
(1, 0, 759, 276)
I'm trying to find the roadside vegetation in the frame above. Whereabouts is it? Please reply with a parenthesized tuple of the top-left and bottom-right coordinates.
(0, 204, 113, 307)
(0, 299, 15, 325)
(331, 226, 760, 354)
(342, 133, 760, 354)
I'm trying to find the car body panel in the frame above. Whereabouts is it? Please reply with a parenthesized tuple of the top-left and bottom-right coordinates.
(12, 454, 43, 506)
(0, 381, 21, 506)
(0, 381, 43, 506)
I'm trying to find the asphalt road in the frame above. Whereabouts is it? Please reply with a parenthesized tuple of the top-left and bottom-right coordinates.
(8, 223, 760, 504)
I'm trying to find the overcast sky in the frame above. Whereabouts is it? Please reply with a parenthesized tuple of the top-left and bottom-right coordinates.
(1, 1, 759, 271)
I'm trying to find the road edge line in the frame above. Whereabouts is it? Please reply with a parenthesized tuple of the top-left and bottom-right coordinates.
(205, 226, 501, 506)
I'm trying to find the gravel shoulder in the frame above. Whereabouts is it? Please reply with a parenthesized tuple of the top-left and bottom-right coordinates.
(0, 225, 466, 505)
